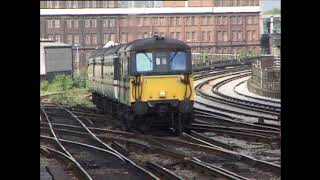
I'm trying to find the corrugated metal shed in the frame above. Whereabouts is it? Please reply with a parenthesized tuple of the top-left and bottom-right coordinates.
(40, 40, 73, 81)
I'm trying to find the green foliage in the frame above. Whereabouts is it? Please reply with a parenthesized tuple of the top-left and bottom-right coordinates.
(40, 80, 49, 91)
(73, 68, 88, 88)
(40, 73, 93, 107)
(50, 74, 73, 91)
(264, 8, 281, 15)
(200, 49, 209, 61)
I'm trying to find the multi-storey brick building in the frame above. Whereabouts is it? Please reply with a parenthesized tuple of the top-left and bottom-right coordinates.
(40, 0, 261, 70)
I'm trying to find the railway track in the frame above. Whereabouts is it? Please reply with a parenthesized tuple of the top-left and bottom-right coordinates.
(40, 103, 160, 180)
(211, 74, 280, 114)
(41, 65, 281, 179)
(40, 113, 280, 180)
(195, 71, 279, 122)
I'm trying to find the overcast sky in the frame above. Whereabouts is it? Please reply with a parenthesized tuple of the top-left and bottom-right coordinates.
(261, 0, 281, 12)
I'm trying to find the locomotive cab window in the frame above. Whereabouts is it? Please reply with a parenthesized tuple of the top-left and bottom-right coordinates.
(170, 51, 187, 71)
(136, 52, 153, 72)
(154, 52, 168, 72)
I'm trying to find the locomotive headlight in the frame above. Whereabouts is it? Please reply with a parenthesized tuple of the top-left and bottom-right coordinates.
(159, 91, 166, 98)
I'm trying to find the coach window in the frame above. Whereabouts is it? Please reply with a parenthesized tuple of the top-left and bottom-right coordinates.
(136, 52, 153, 72)
(170, 52, 187, 71)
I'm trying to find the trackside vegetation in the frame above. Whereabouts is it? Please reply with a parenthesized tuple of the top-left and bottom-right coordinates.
(40, 70, 94, 107)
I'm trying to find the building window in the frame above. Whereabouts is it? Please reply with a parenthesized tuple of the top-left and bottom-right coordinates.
(238, 16, 242, 24)
(176, 17, 180, 26)
(144, 32, 149, 38)
(92, 1, 97, 8)
(137, 17, 143, 26)
(201, 16, 206, 25)
(247, 16, 252, 24)
(191, 16, 195, 25)
(47, 19, 53, 29)
(238, 31, 242, 41)
(252, 30, 256, 40)
(170, 17, 174, 26)
(110, 33, 115, 42)
(73, 19, 78, 28)
(201, 31, 206, 41)
(103, 19, 108, 27)
(73, 1, 78, 8)
(85, 19, 90, 28)
(67, 35, 73, 44)
(186, 32, 190, 41)
(207, 31, 211, 41)
(170, 32, 175, 38)
(143, 17, 148, 26)
(102, 1, 108, 7)
(120, 17, 128, 27)
(153, 17, 158, 25)
(109, 1, 115, 7)
(74, 35, 79, 44)
(186, 17, 191, 25)
(85, 35, 91, 45)
(92, 19, 97, 28)
(67, 19, 72, 28)
(232, 16, 236, 24)
(66, 1, 72, 8)
(217, 16, 223, 25)
(223, 31, 228, 41)
(48, 34, 53, 40)
(160, 17, 165, 25)
(120, 32, 128, 43)
(103, 34, 109, 43)
(217, 31, 222, 41)
(207, 16, 212, 25)
(110, 18, 115, 27)
(54, 1, 59, 8)
(247, 31, 252, 41)
(254, 16, 259, 24)
(92, 34, 97, 45)
(55, 34, 61, 42)
(54, 20, 60, 28)
(224, 16, 228, 25)
(191, 32, 196, 42)
(232, 31, 237, 41)
(85, 1, 90, 8)
(47, 1, 53, 8)
(176, 32, 180, 39)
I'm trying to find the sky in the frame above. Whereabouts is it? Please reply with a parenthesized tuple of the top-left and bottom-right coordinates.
(261, 0, 281, 12)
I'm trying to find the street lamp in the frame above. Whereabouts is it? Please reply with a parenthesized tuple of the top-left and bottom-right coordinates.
(74, 44, 80, 75)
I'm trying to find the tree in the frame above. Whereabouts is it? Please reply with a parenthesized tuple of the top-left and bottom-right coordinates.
(200, 49, 209, 63)
(264, 8, 281, 15)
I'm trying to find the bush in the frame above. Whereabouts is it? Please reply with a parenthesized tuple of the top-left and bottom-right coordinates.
(40, 80, 49, 91)
(41, 73, 93, 107)
(50, 74, 73, 91)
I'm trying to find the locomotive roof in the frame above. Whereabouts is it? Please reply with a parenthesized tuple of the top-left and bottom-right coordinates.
(91, 44, 126, 58)
(91, 37, 190, 59)
(124, 36, 191, 51)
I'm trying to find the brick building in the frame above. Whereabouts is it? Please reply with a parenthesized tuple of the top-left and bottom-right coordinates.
(40, 0, 262, 70)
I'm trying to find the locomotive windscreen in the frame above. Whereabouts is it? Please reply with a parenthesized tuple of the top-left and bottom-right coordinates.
(134, 51, 190, 75)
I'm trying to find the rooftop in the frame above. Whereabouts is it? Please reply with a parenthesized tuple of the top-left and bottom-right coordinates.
(40, 6, 261, 16)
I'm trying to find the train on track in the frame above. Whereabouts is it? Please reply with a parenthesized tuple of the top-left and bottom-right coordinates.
(87, 36, 194, 133)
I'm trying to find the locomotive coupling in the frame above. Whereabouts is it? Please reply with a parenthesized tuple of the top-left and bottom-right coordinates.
(179, 100, 193, 113)
(133, 101, 148, 115)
